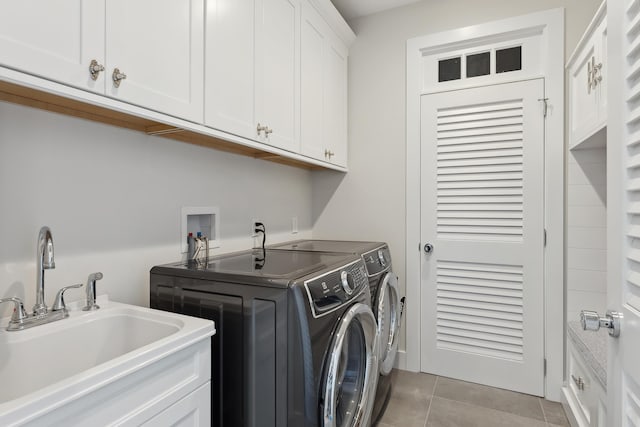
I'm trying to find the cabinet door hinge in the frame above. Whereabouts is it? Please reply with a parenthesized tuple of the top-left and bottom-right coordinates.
(544, 358, 547, 376)
(543, 228, 547, 247)
(538, 98, 549, 118)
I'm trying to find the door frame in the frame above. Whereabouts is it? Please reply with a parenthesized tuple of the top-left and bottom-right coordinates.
(404, 9, 565, 400)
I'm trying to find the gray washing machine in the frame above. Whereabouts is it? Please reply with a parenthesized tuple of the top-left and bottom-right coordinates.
(150, 248, 378, 427)
(267, 240, 403, 423)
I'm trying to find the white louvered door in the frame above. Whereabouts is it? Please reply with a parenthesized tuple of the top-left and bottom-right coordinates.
(420, 79, 545, 395)
(607, 1, 640, 425)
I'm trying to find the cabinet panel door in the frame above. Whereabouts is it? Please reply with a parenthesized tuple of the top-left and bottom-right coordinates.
(205, 0, 256, 139)
(255, 0, 300, 152)
(106, 0, 204, 122)
(324, 37, 348, 167)
(569, 40, 599, 145)
(300, 2, 327, 161)
(0, 0, 104, 92)
(140, 382, 211, 427)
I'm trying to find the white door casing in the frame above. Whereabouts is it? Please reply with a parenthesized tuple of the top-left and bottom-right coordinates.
(420, 79, 545, 395)
(406, 9, 564, 399)
(607, 1, 640, 425)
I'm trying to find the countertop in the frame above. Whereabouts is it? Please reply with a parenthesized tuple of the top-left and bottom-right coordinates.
(567, 320, 607, 389)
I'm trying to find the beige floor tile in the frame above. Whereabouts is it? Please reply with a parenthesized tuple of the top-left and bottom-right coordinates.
(540, 399, 570, 426)
(433, 376, 545, 421)
(389, 369, 438, 400)
(376, 370, 436, 427)
(426, 397, 548, 427)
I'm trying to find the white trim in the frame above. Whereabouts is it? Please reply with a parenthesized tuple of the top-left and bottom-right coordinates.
(405, 8, 565, 401)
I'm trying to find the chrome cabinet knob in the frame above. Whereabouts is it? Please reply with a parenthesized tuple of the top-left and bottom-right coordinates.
(89, 59, 105, 81)
(580, 309, 622, 337)
(112, 68, 127, 88)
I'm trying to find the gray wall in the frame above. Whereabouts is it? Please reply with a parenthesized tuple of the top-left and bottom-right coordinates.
(312, 0, 603, 352)
(0, 101, 312, 307)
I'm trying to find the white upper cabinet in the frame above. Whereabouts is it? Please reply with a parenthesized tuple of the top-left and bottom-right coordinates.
(255, 0, 300, 152)
(0, 0, 105, 93)
(206, 0, 301, 152)
(105, 0, 205, 122)
(567, 2, 607, 149)
(300, 1, 348, 166)
(205, 0, 256, 139)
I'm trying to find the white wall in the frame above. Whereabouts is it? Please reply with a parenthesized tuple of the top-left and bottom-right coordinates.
(311, 0, 603, 352)
(567, 148, 607, 321)
(0, 101, 312, 314)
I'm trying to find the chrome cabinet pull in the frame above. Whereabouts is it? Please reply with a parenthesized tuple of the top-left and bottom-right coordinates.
(324, 149, 335, 159)
(112, 68, 127, 88)
(571, 374, 585, 391)
(89, 59, 105, 81)
(264, 127, 273, 136)
(257, 123, 268, 136)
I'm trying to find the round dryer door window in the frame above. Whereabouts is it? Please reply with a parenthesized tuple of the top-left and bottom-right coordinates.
(322, 303, 378, 427)
(375, 272, 400, 376)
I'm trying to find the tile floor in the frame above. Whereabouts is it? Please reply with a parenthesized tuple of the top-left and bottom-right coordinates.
(376, 370, 570, 427)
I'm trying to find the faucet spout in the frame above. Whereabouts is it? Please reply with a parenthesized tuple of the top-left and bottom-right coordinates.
(34, 226, 54, 316)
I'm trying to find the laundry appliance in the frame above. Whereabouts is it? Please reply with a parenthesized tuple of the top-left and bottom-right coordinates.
(267, 240, 402, 423)
(150, 248, 379, 427)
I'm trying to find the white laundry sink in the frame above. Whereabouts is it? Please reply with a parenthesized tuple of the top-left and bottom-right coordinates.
(0, 297, 215, 426)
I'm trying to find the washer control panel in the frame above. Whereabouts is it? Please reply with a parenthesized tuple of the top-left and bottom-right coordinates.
(305, 260, 368, 317)
(362, 246, 392, 277)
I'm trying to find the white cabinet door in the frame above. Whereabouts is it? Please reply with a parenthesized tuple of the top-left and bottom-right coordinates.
(105, 0, 204, 122)
(300, 1, 348, 166)
(140, 382, 211, 427)
(0, 0, 105, 92)
(323, 36, 348, 167)
(205, 0, 256, 139)
(255, 0, 300, 152)
(300, 2, 327, 161)
(567, 9, 606, 148)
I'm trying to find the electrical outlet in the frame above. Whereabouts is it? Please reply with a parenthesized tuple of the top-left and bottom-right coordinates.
(292, 216, 298, 234)
(251, 218, 262, 237)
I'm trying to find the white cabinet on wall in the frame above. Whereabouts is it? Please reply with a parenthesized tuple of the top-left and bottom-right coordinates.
(300, 0, 348, 167)
(206, 0, 300, 153)
(0, 0, 204, 122)
(567, 2, 607, 149)
(105, 0, 204, 122)
(0, 1, 104, 93)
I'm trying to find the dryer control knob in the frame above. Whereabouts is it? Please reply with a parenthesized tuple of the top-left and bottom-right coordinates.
(377, 250, 387, 267)
(340, 271, 355, 295)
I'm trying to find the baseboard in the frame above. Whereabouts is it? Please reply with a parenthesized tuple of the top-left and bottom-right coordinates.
(393, 350, 409, 371)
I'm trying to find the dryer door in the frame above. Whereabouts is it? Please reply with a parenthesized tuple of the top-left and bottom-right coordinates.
(322, 303, 378, 427)
(374, 272, 400, 375)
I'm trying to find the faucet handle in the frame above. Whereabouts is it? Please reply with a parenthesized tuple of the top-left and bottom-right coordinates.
(52, 284, 83, 313)
(0, 297, 28, 324)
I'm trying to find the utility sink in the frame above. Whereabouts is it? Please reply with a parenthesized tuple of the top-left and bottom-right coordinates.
(0, 297, 215, 426)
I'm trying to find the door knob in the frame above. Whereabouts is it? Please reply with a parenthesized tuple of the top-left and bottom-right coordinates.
(423, 243, 434, 254)
(580, 309, 622, 337)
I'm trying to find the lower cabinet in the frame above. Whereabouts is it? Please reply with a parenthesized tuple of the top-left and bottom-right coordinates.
(562, 338, 607, 427)
(141, 382, 211, 427)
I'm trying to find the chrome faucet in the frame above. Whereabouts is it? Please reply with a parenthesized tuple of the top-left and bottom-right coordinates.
(34, 226, 55, 316)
